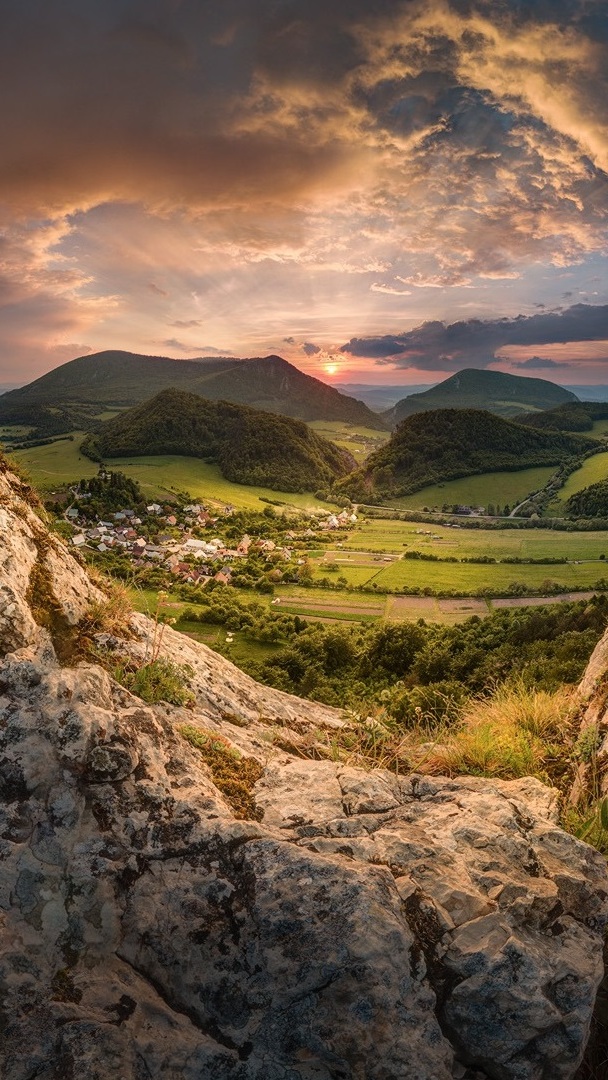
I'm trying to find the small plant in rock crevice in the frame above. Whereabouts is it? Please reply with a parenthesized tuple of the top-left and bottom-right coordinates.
(180, 724, 263, 820)
(114, 656, 195, 707)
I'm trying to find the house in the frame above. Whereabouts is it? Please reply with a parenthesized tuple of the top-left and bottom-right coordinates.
(66, 508, 79, 520)
(72, 534, 86, 547)
(146, 503, 162, 514)
(133, 538, 147, 551)
(214, 571, 231, 585)
(114, 511, 127, 522)
(165, 515, 177, 526)
(237, 534, 252, 554)
(184, 538, 209, 551)
(171, 562, 192, 576)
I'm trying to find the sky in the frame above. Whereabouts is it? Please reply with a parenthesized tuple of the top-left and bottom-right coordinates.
(1, 0, 608, 388)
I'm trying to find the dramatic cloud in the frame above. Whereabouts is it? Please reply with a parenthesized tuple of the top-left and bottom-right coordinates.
(1, 1, 608, 381)
(341, 304, 608, 370)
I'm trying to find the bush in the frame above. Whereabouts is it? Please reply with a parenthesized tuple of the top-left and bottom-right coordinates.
(115, 657, 194, 706)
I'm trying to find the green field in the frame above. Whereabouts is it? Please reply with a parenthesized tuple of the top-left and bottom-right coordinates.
(547, 452, 608, 514)
(130, 582, 602, 635)
(10, 436, 329, 511)
(368, 558, 606, 593)
(306, 420, 389, 459)
(0, 425, 34, 440)
(342, 518, 608, 558)
(384, 466, 556, 512)
(9, 434, 99, 488)
(589, 419, 608, 439)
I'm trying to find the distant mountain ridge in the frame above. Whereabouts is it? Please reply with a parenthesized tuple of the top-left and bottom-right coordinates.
(0, 350, 386, 432)
(336, 383, 434, 411)
(383, 369, 578, 427)
(337, 408, 589, 500)
(83, 388, 355, 493)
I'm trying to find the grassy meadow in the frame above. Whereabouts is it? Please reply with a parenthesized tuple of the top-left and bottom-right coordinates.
(306, 420, 390, 459)
(546, 451, 608, 515)
(385, 466, 556, 511)
(9, 436, 329, 511)
(341, 518, 608, 558)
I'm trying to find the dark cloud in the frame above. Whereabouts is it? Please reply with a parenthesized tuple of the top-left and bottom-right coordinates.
(171, 319, 202, 328)
(341, 304, 608, 369)
(511, 356, 566, 370)
(301, 342, 322, 356)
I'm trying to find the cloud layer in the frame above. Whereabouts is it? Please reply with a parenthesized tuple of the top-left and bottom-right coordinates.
(341, 304, 608, 370)
(1, 1, 608, 381)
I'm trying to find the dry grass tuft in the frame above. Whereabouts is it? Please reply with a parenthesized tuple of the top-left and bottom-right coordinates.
(417, 683, 577, 783)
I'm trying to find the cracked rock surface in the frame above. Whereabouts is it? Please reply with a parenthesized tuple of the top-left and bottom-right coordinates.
(1, 460, 608, 1080)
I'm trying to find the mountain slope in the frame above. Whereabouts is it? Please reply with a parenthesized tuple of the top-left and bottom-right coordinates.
(337, 408, 589, 499)
(83, 387, 355, 492)
(0, 349, 385, 430)
(383, 369, 578, 427)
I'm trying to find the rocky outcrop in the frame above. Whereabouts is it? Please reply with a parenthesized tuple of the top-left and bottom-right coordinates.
(1, 458, 607, 1080)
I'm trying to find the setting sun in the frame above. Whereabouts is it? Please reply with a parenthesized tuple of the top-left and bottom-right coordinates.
(325, 363, 338, 376)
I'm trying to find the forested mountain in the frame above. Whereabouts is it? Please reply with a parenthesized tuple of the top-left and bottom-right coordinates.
(337, 408, 589, 500)
(82, 388, 355, 493)
(518, 400, 608, 432)
(0, 350, 385, 432)
(383, 369, 578, 427)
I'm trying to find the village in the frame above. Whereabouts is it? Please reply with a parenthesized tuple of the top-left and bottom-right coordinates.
(65, 485, 359, 588)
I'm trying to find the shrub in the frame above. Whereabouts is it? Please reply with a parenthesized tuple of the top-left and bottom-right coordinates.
(115, 657, 194, 706)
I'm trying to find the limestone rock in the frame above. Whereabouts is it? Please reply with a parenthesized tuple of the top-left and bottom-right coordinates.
(0, 458, 607, 1079)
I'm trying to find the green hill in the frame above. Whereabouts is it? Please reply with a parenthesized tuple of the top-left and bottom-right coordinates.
(517, 400, 608, 433)
(337, 408, 589, 500)
(565, 478, 608, 519)
(82, 388, 355, 493)
(0, 350, 385, 435)
(383, 369, 578, 427)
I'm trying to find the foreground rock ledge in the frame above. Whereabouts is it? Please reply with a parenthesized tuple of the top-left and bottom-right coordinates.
(1, 461, 608, 1080)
